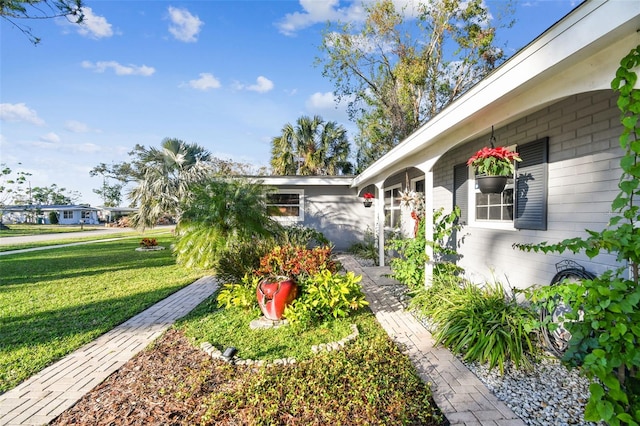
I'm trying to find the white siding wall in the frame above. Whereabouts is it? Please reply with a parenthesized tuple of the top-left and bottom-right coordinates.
(432, 90, 626, 289)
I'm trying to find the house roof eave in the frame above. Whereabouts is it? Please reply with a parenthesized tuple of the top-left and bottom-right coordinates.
(352, 0, 640, 189)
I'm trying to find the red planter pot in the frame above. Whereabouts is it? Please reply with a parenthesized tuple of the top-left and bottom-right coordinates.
(256, 276, 298, 320)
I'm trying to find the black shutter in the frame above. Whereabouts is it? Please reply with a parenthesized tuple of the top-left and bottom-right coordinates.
(514, 137, 548, 230)
(453, 163, 468, 225)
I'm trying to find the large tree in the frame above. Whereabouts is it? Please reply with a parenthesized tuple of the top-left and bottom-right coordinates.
(1, 0, 84, 45)
(90, 141, 257, 215)
(270, 115, 353, 175)
(317, 0, 510, 170)
(128, 138, 212, 230)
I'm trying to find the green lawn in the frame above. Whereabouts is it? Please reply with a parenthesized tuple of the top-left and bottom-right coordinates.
(0, 235, 443, 424)
(0, 235, 205, 393)
(0, 224, 102, 236)
(0, 228, 171, 252)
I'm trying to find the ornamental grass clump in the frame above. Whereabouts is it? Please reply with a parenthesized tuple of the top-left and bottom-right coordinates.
(428, 280, 538, 374)
(467, 146, 521, 176)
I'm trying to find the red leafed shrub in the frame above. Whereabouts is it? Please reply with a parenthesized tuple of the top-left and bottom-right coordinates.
(139, 238, 158, 248)
(256, 245, 337, 279)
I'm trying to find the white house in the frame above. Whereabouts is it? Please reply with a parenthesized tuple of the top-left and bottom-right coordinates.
(263, 0, 640, 290)
(1, 205, 100, 225)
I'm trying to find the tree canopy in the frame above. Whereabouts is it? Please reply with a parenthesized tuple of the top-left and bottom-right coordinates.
(1, 0, 84, 45)
(270, 115, 353, 176)
(317, 0, 510, 171)
(93, 138, 259, 229)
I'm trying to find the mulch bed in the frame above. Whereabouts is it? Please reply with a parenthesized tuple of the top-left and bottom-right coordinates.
(51, 329, 233, 425)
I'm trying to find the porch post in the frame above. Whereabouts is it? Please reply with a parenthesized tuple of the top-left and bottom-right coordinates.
(375, 181, 385, 267)
(423, 171, 434, 287)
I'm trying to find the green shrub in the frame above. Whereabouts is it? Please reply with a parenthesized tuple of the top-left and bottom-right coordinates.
(213, 238, 274, 283)
(48, 211, 59, 224)
(216, 274, 260, 309)
(429, 280, 538, 374)
(276, 224, 329, 248)
(284, 270, 369, 328)
(256, 244, 338, 279)
(387, 207, 462, 290)
(348, 227, 380, 265)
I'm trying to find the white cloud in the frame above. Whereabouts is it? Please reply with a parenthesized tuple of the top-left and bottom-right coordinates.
(168, 6, 203, 43)
(40, 132, 61, 143)
(246, 76, 274, 93)
(81, 60, 155, 76)
(74, 143, 102, 153)
(306, 91, 337, 110)
(77, 7, 113, 39)
(0, 103, 45, 126)
(65, 120, 91, 133)
(234, 76, 274, 93)
(277, 0, 424, 36)
(185, 73, 221, 91)
(305, 91, 352, 125)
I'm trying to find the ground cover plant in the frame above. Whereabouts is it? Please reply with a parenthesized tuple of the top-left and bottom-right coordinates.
(0, 235, 204, 393)
(52, 305, 444, 425)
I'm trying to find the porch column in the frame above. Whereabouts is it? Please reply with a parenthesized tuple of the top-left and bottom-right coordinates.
(423, 170, 434, 287)
(375, 181, 385, 267)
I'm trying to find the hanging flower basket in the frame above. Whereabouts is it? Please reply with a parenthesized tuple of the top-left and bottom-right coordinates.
(476, 175, 508, 194)
(467, 145, 521, 194)
(362, 192, 374, 208)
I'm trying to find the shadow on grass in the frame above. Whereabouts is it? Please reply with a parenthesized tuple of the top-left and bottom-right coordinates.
(0, 283, 187, 393)
(0, 239, 176, 288)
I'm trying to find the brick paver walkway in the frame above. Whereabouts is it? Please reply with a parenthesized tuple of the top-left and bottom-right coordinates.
(1, 255, 525, 426)
(339, 255, 526, 426)
(0, 276, 219, 426)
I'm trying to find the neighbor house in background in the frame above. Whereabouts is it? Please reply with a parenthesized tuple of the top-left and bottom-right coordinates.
(261, 0, 640, 290)
(1, 205, 100, 225)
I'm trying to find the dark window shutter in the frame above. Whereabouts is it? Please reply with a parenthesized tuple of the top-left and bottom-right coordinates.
(453, 163, 468, 225)
(514, 137, 548, 230)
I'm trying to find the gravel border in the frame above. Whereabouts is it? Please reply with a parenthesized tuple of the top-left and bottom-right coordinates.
(352, 256, 603, 426)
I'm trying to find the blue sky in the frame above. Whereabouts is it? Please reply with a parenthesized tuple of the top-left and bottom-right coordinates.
(1, 0, 580, 207)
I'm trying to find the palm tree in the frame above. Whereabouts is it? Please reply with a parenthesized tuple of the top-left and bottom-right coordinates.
(173, 178, 281, 275)
(270, 115, 353, 175)
(129, 138, 211, 229)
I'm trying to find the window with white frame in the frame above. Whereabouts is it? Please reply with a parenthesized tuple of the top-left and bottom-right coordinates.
(62, 211, 73, 219)
(412, 177, 425, 194)
(454, 137, 549, 230)
(384, 185, 401, 229)
(81, 211, 92, 219)
(266, 190, 304, 222)
(474, 180, 514, 222)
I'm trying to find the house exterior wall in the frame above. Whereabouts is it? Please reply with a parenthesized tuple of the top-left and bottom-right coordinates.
(431, 89, 626, 289)
(273, 185, 375, 251)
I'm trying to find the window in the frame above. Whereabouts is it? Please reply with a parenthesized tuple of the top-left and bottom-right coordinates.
(475, 183, 514, 221)
(81, 211, 92, 219)
(266, 190, 304, 222)
(63, 211, 73, 219)
(384, 185, 401, 229)
(454, 137, 548, 230)
(412, 178, 425, 193)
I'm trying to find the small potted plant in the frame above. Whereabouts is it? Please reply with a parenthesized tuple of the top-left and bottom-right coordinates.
(467, 146, 521, 193)
(136, 237, 165, 251)
(362, 192, 374, 208)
